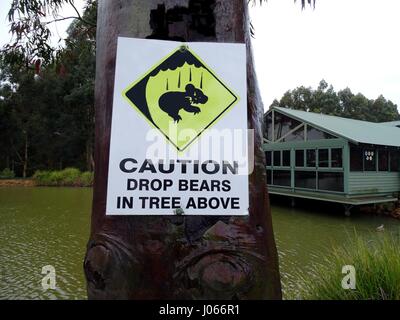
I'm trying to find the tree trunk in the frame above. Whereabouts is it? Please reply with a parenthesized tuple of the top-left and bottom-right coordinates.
(84, 0, 281, 300)
(23, 132, 28, 179)
(86, 138, 94, 172)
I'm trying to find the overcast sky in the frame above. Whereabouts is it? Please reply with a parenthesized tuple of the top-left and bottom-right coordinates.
(0, 0, 399, 112)
(250, 0, 400, 111)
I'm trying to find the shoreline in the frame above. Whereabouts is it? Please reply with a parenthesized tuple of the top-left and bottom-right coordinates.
(0, 179, 398, 218)
(0, 179, 36, 187)
(0, 179, 93, 188)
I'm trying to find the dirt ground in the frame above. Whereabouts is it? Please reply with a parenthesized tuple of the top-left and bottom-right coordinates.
(0, 179, 36, 187)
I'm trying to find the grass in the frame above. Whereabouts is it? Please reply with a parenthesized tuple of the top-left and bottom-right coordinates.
(33, 168, 93, 187)
(293, 234, 400, 300)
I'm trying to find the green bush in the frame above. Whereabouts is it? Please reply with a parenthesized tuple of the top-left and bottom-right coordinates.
(59, 168, 81, 186)
(80, 171, 94, 187)
(49, 171, 64, 186)
(33, 170, 52, 185)
(295, 235, 400, 300)
(33, 168, 93, 187)
(0, 168, 16, 179)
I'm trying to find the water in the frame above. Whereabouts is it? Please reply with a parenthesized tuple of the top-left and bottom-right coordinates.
(0, 187, 91, 299)
(272, 202, 400, 297)
(0, 187, 399, 299)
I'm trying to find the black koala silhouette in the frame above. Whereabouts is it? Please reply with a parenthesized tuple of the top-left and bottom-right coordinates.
(158, 83, 208, 122)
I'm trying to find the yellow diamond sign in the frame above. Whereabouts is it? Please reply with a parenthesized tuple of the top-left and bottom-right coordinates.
(123, 45, 239, 151)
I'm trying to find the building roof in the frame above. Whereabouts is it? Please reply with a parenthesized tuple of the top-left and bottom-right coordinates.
(380, 120, 400, 127)
(269, 107, 400, 147)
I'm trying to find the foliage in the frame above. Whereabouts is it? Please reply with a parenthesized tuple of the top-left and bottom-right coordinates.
(59, 167, 81, 184)
(0, 168, 16, 179)
(33, 168, 93, 186)
(294, 235, 400, 300)
(0, 3, 96, 177)
(270, 80, 400, 122)
(80, 171, 94, 187)
(4, 0, 96, 65)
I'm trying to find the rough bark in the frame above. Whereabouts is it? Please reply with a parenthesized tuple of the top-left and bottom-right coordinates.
(84, 0, 281, 299)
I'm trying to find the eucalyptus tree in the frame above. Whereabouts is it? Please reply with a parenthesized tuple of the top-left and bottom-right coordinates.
(270, 80, 400, 122)
(4, 0, 315, 299)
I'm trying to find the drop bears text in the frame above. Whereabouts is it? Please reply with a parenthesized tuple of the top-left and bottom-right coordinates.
(116, 158, 241, 210)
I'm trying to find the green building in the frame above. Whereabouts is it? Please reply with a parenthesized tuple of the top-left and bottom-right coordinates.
(263, 107, 400, 215)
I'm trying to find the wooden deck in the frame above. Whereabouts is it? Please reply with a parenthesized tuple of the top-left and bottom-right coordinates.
(267, 186, 398, 205)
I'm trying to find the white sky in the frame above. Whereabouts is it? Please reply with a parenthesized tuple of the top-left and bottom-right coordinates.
(250, 0, 400, 111)
(0, 0, 399, 112)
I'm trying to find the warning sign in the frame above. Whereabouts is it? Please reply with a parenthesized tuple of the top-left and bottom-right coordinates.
(106, 37, 248, 215)
(123, 45, 238, 151)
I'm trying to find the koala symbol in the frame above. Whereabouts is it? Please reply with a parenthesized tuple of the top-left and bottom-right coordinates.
(158, 83, 208, 122)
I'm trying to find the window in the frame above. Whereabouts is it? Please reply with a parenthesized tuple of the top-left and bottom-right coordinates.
(295, 150, 304, 167)
(266, 169, 272, 184)
(273, 151, 281, 166)
(378, 150, 389, 171)
(274, 112, 301, 141)
(390, 151, 400, 172)
(331, 148, 343, 168)
(265, 113, 272, 141)
(364, 149, 376, 171)
(318, 172, 344, 192)
(350, 144, 363, 171)
(307, 126, 335, 140)
(272, 170, 291, 187)
(281, 127, 305, 142)
(295, 171, 316, 189)
(306, 149, 316, 167)
(282, 150, 291, 167)
(265, 151, 272, 166)
(318, 149, 329, 167)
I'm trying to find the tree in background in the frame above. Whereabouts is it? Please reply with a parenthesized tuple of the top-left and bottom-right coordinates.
(55, 3, 96, 171)
(0, 79, 20, 173)
(0, 53, 51, 178)
(0, 1, 96, 176)
(270, 79, 400, 122)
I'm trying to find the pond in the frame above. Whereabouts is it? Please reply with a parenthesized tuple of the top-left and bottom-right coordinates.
(0, 187, 399, 299)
